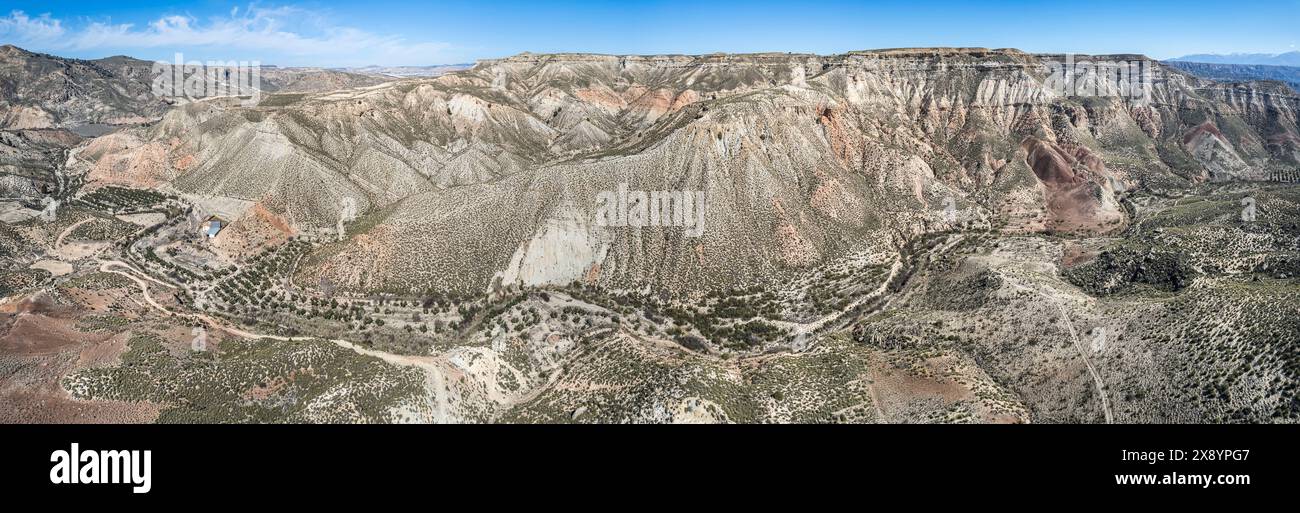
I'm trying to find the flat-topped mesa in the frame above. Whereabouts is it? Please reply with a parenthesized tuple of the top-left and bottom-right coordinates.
(474, 47, 1041, 68)
(846, 47, 1031, 58)
(467, 48, 1172, 79)
(1033, 52, 1159, 66)
(472, 52, 813, 71)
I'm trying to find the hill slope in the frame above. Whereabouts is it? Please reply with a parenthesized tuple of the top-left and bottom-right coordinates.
(0, 45, 392, 130)
(77, 49, 1300, 294)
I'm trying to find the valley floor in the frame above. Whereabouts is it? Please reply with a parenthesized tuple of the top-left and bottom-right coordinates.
(1, 183, 1298, 423)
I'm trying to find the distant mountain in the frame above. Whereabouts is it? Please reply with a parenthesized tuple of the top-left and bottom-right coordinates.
(337, 64, 472, 78)
(1168, 51, 1300, 66)
(76, 49, 1300, 295)
(0, 44, 170, 130)
(0, 44, 392, 130)
(1164, 61, 1300, 92)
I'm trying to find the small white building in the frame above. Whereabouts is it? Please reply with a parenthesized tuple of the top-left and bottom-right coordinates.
(200, 216, 226, 239)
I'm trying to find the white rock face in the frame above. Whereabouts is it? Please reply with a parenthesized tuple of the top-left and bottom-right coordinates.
(491, 66, 509, 91)
(495, 201, 610, 288)
(1186, 129, 1252, 181)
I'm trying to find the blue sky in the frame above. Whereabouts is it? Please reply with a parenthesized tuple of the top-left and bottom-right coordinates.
(1, 1, 1297, 66)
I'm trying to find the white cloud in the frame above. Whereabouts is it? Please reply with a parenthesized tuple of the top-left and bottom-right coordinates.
(0, 11, 66, 43)
(0, 6, 451, 66)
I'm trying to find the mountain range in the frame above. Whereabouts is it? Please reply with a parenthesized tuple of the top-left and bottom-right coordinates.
(65, 48, 1300, 294)
(1169, 51, 1300, 66)
(0, 44, 393, 130)
(1, 45, 1297, 424)
(1163, 61, 1300, 92)
(337, 64, 473, 78)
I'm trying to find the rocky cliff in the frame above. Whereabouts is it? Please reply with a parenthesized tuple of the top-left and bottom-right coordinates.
(63, 48, 1300, 293)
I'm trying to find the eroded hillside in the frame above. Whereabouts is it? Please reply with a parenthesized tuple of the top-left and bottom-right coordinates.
(67, 49, 1300, 294)
(1, 48, 1297, 424)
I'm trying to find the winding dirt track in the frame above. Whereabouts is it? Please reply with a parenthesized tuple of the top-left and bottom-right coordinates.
(769, 258, 904, 339)
(98, 258, 456, 421)
(55, 217, 95, 248)
(1053, 302, 1114, 424)
(1004, 278, 1114, 424)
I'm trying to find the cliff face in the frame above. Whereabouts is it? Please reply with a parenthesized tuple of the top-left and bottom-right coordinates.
(65, 48, 1300, 293)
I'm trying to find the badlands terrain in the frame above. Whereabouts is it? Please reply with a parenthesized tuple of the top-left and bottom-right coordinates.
(0, 45, 1297, 423)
